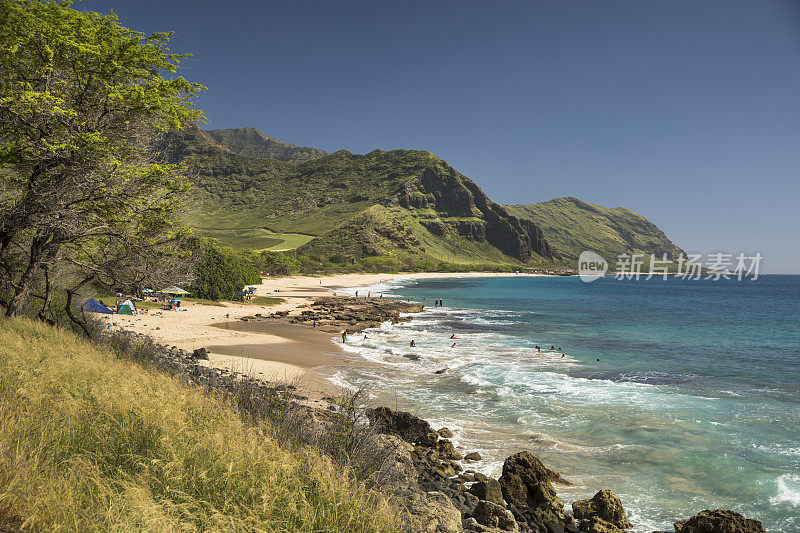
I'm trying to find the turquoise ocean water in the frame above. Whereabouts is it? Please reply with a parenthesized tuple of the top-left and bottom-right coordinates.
(331, 275, 800, 531)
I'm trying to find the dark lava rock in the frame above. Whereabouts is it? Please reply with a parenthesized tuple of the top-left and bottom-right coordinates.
(190, 347, 209, 360)
(439, 427, 454, 438)
(469, 479, 505, 506)
(437, 438, 462, 460)
(499, 451, 571, 530)
(673, 509, 765, 533)
(464, 451, 482, 461)
(474, 500, 518, 531)
(572, 490, 632, 530)
(366, 406, 439, 447)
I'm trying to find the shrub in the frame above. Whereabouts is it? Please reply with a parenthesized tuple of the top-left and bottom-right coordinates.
(190, 244, 261, 300)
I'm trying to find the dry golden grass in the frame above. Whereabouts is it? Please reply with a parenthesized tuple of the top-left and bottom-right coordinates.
(0, 318, 398, 532)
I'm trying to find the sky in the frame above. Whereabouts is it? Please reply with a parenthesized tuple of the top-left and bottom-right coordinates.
(81, 0, 800, 273)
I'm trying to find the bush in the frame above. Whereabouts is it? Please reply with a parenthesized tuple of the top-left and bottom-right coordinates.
(190, 244, 261, 300)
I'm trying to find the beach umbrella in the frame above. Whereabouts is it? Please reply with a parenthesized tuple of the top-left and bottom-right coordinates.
(161, 286, 189, 295)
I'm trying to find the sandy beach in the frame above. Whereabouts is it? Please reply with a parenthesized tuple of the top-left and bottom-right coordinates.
(108, 272, 541, 391)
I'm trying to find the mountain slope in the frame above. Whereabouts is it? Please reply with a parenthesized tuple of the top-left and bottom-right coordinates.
(505, 197, 684, 263)
(161, 125, 553, 265)
(206, 127, 329, 163)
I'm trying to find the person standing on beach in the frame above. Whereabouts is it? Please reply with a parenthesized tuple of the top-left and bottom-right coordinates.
(342, 330, 348, 343)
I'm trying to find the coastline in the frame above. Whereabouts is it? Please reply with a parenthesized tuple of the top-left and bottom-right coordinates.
(104, 272, 785, 531)
(109, 271, 539, 398)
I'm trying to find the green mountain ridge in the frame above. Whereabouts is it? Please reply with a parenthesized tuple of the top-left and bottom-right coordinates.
(206, 127, 329, 163)
(505, 197, 684, 263)
(160, 124, 683, 268)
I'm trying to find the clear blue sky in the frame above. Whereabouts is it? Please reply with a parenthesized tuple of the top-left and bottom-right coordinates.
(81, 1, 800, 273)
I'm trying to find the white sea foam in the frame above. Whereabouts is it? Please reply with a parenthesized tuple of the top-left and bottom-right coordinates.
(771, 473, 800, 506)
(328, 370, 359, 392)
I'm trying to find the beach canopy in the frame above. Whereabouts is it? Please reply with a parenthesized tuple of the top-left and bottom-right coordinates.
(83, 298, 114, 314)
(161, 286, 189, 295)
(117, 299, 136, 315)
(142, 288, 154, 293)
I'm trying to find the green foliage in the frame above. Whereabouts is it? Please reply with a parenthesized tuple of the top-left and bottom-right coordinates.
(506, 197, 685, 264)
(243, 249, 301, 275)
(190, 244, 261, 300)
(0, 0, 203, 318)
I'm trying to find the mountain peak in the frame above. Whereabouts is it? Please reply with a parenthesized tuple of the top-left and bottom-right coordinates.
(205, 127, 329, 163)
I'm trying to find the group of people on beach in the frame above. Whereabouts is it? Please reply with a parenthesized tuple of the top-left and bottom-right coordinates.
(433, 298, 444, 307)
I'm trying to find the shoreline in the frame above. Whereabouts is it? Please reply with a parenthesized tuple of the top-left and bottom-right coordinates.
(108, 271, 539, 400)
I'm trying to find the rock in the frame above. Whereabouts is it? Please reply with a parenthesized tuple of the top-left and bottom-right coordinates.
(499, 452, 565, 511)
(474, 472, 489, 482)
(498, 451, 569, 529)
(469, 479, 505, 506)
(403, 491, 463, 533)
(437, 439, 463, 460)
(366, 406, 438, 447)
(438, 427, 454, 438)
(578, 517, 624, 533)
(673, 509, 765, 533)
(474, 500, 519, 531)
(190, 347, 209, 360)
(572, 490, 631, 530)
(464, 451, 482, 461)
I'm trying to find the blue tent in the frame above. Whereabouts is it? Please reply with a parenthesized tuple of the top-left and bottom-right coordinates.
(83, 298, 114, 314)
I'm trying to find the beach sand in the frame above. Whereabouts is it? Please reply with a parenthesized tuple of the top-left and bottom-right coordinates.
(110, 271, 541, 394)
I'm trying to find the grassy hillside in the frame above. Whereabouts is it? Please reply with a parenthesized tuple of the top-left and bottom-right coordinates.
(162, 126, 553, 265)
(0, 318, 396, 532)
(506, 196, 685, 263)
(206, 127, 329, 163)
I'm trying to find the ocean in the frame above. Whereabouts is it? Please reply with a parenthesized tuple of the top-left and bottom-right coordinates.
(330, 274, 800, 532)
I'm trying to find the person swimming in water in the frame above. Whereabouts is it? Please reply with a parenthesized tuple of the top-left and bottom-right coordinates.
(450, 334, 459, 339)
(451, 342, 456, 348)
(410, 339, 415, 347)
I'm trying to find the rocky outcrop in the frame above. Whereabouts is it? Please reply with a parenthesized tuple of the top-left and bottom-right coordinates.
(267, 296, 423, 332)
(403, 490, 464, 532)
(474, 500, 519, 532)
(572, 490, 631, 531)
(673, 509, 765, 533)
(469, 480, 505, 506)
(498, 451, 575, 532)
(367, 406, 439, 447)
(372, 434, 462, 532)
(406, 165, 554, 261)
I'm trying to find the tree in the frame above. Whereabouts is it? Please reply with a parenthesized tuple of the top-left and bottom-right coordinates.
(191, 244, 261, 301)
(0, 0, 203, 318)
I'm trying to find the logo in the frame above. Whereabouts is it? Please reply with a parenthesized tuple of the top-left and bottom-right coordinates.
(578, 251, 608, 282)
